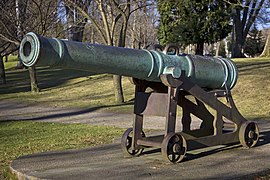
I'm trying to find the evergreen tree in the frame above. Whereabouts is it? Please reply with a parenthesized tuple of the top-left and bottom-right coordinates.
(157, 0, 232, 55)
(157, 1, 179, 45)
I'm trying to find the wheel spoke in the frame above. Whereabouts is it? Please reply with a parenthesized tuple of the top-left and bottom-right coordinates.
(121, 128, 144, 157)
(239, 122, 259, 148)
(126, 136, 132, 149)
(162, 133, 187, 163)
(247, 139, 253, 146)
(171, 154, 176, 161)
(253, 133, 259, 141)
(171, 135, 180, 144)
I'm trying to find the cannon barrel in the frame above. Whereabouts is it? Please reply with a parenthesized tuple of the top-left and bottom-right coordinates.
(19, 32, 237, 89)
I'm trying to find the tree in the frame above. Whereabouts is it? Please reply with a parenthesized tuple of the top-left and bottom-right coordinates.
(0, 0, 60, 45)
(0, 42, 12, 84)
(129, 2, 158, 49)
(0, 1, 18, 46)
(157, 0, 232, 55)
(156, 1, 178, 46)
(65, 0, 153, 103)
(229, 0, 268, 57)
(260, 29, 270, 57)
(0, 0, 62, 92)
(0, 56, 5, 84)
(15, 0, 40, 92)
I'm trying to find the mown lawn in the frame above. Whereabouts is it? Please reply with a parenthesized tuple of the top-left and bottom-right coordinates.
(0, 121, 123, 179)
(1, 67, 135, 113)
(3, 55, 18, 71)
(232, 57, 270, 120)
(0, 56, 270, 179)
(1, 57, 270, 119)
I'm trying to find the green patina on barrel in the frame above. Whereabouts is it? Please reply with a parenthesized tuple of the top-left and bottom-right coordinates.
(19, 32, 238, 90)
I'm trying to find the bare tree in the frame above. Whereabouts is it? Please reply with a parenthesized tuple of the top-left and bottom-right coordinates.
(229, 0, 269, 57)
(0, 56, 5, 84)
(0, 43, 11, 84)
(0, 0, 62, 92)
(128, 2, 158, 49)
(65, 0, 154, 103)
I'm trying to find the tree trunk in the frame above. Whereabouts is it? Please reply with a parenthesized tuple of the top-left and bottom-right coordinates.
(260, 32, 270, 57)
(29, 66, 39, 92)
(0, 56, 6, 84)
(232, 35, 245, 58)
(232, 22, 245, 58)
(231, 25, 235, 58)
(113, 75, 124, 103)
(231, 9, 244, 58)
(112, 25, 126, 103)
(195, 42, 204, 55)
(215, 42, 221, 57)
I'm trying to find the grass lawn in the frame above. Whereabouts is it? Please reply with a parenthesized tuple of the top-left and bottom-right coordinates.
(0, 121, 123, 179)
(3, 55, 18, 71)
(232, 57, 270, 120)
(0, 56, 270, 179)
(1, 67, 135, 113)
(1, 56, 270, 119)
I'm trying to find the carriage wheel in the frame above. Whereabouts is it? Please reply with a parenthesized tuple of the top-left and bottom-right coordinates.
(161, 133, 187, 163)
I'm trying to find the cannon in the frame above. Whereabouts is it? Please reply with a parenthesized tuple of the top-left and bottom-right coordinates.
(20, 32, 259, 163)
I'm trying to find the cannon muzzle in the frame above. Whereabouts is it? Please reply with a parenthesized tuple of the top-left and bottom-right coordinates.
(19, 32, 237, 90)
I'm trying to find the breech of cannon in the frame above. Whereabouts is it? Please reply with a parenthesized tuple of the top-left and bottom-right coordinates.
(19, 32, 238, 90)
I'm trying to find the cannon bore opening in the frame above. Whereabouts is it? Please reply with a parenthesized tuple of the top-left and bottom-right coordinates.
(23, 41, 31, 57)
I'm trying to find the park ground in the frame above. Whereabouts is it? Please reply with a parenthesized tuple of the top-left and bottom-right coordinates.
(0, 56, 270, 179)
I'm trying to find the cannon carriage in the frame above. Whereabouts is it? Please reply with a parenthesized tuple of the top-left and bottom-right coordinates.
(19, 32, 259, 163)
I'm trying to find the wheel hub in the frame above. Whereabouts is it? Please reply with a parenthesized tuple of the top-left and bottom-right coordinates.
(248, 131, 255, 139)
(173, 143, 182, 153)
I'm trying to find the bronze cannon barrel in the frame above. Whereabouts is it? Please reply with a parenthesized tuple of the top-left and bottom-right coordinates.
(19, 32, 237, 89)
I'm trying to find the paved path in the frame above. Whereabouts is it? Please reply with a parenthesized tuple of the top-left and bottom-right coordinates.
(10, 122, 270, 180)
(0, 100, 200, 130)
(2, 100, 270, 179)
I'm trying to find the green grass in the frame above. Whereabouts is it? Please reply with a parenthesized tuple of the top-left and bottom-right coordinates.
(0, 121, 123, 179)
(231, 57, 270, 120)
(1, 57, 270, 179)
(1, 66, 135, 113)
(3, 55, 18, 70)
(1, 57, 270, 119)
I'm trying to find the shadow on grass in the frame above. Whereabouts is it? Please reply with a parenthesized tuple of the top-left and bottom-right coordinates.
(236, 60, 270, 75)
(1, 59, 269, 95)
(0, 67, 97, 94)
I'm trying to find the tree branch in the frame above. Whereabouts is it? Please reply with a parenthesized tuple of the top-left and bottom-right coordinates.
(241, 0, 251, 29)
(244, 0, 265, 38)
(97, 0, 112, 45)
(0, 34, 20, 45)
(65, 0, 107, 44)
